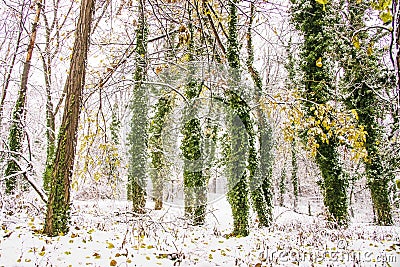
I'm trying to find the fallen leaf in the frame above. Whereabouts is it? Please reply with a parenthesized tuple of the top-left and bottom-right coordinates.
(93, 252, 101, 259)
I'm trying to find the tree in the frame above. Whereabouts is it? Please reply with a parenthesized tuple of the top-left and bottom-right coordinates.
(340, 0, 393, 225)
(38, 0, 74, 192)
(181, 6, 207, 225)
(127, 0, 149, 213)
(43, 0, 95, 236)
(290, 0, 349, 226)
(4, 0, 42, 194)
(246, 1, 273, 227)
(149, 94, 173, 210)
(225, 0, 270, 236)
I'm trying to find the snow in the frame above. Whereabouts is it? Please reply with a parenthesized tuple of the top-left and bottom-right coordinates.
(1, 196, 399, 267)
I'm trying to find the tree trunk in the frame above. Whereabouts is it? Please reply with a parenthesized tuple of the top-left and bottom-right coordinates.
(225, 0, 250, 236)
(40, 8, 56, 192)
(181, 6, 207, 225)
(246, 1, 273, 227)
(290, 0, 349, 226)
(43, 0, 95, 236)
(4, 0, 42, 194)
(128, 0, 148, 213)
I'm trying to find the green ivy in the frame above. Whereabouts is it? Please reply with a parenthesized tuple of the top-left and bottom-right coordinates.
(340, 1, 393, 225)
(128, 0, 148, 213)
(4, 94, 26, 194)
(290, 0, 349, 226)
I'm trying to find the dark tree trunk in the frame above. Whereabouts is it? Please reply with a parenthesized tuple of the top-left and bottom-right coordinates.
(43, 0, 95, 236)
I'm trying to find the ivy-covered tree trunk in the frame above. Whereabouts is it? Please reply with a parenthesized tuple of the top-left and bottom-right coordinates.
(149, 95, 173, 210)
(148, 24, 175, 210)
(4, 0, 42, 194)
(290, 0, 349, 226)
(225, 0, 267, 236)
(246, 1, 273, 227)
(43, 0, 95, 236)
(226, 0, 249, 236)
(41, 19, 56, 193)
(128, 0, 148, 213)
(341, 1, 393, 225)
(180, 7, 206, 225)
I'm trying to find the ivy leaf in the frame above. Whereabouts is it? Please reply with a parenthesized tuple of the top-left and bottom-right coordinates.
(315, 57, 323, 68)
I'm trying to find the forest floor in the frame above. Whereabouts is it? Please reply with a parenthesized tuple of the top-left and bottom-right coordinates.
(0, 193, 399, 267)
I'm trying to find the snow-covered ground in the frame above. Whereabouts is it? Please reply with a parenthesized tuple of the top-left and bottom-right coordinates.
(1, 196, 399, 267)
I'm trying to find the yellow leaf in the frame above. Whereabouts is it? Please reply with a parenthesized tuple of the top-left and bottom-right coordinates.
(379, 9, 392, 23)
(366, 43, 373, 56)
(155, 66, 162, 75)
(315, 0, 328, 11)
(351, 109, 359, 120)
(146, 256, 151, 260)
(93, 252, 101, 259)
(356, 0, 361, 3)
(107, 242, 115, 249)
(316, 57, 323, 68)
(39, 251, 45, 256)
(395, 179, 400, 190)
(110, 259, 117, 266)
(352, 36, 360, 49)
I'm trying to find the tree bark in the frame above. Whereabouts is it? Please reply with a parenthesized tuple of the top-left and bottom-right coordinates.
(43, 0, 95, 236)
(4, 0, 42, 194)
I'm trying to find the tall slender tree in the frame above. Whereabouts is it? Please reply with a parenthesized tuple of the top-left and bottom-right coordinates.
(246, 1, 273, 227)
(225, 0, 249, 236)
(181, 6, 207, 225)
(225, 0, 269, 235)
(127, 0, 149, 213)
(43, 0, 95, 236)
(149, 94, 173, 210)
(4, 0, 42, 194)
